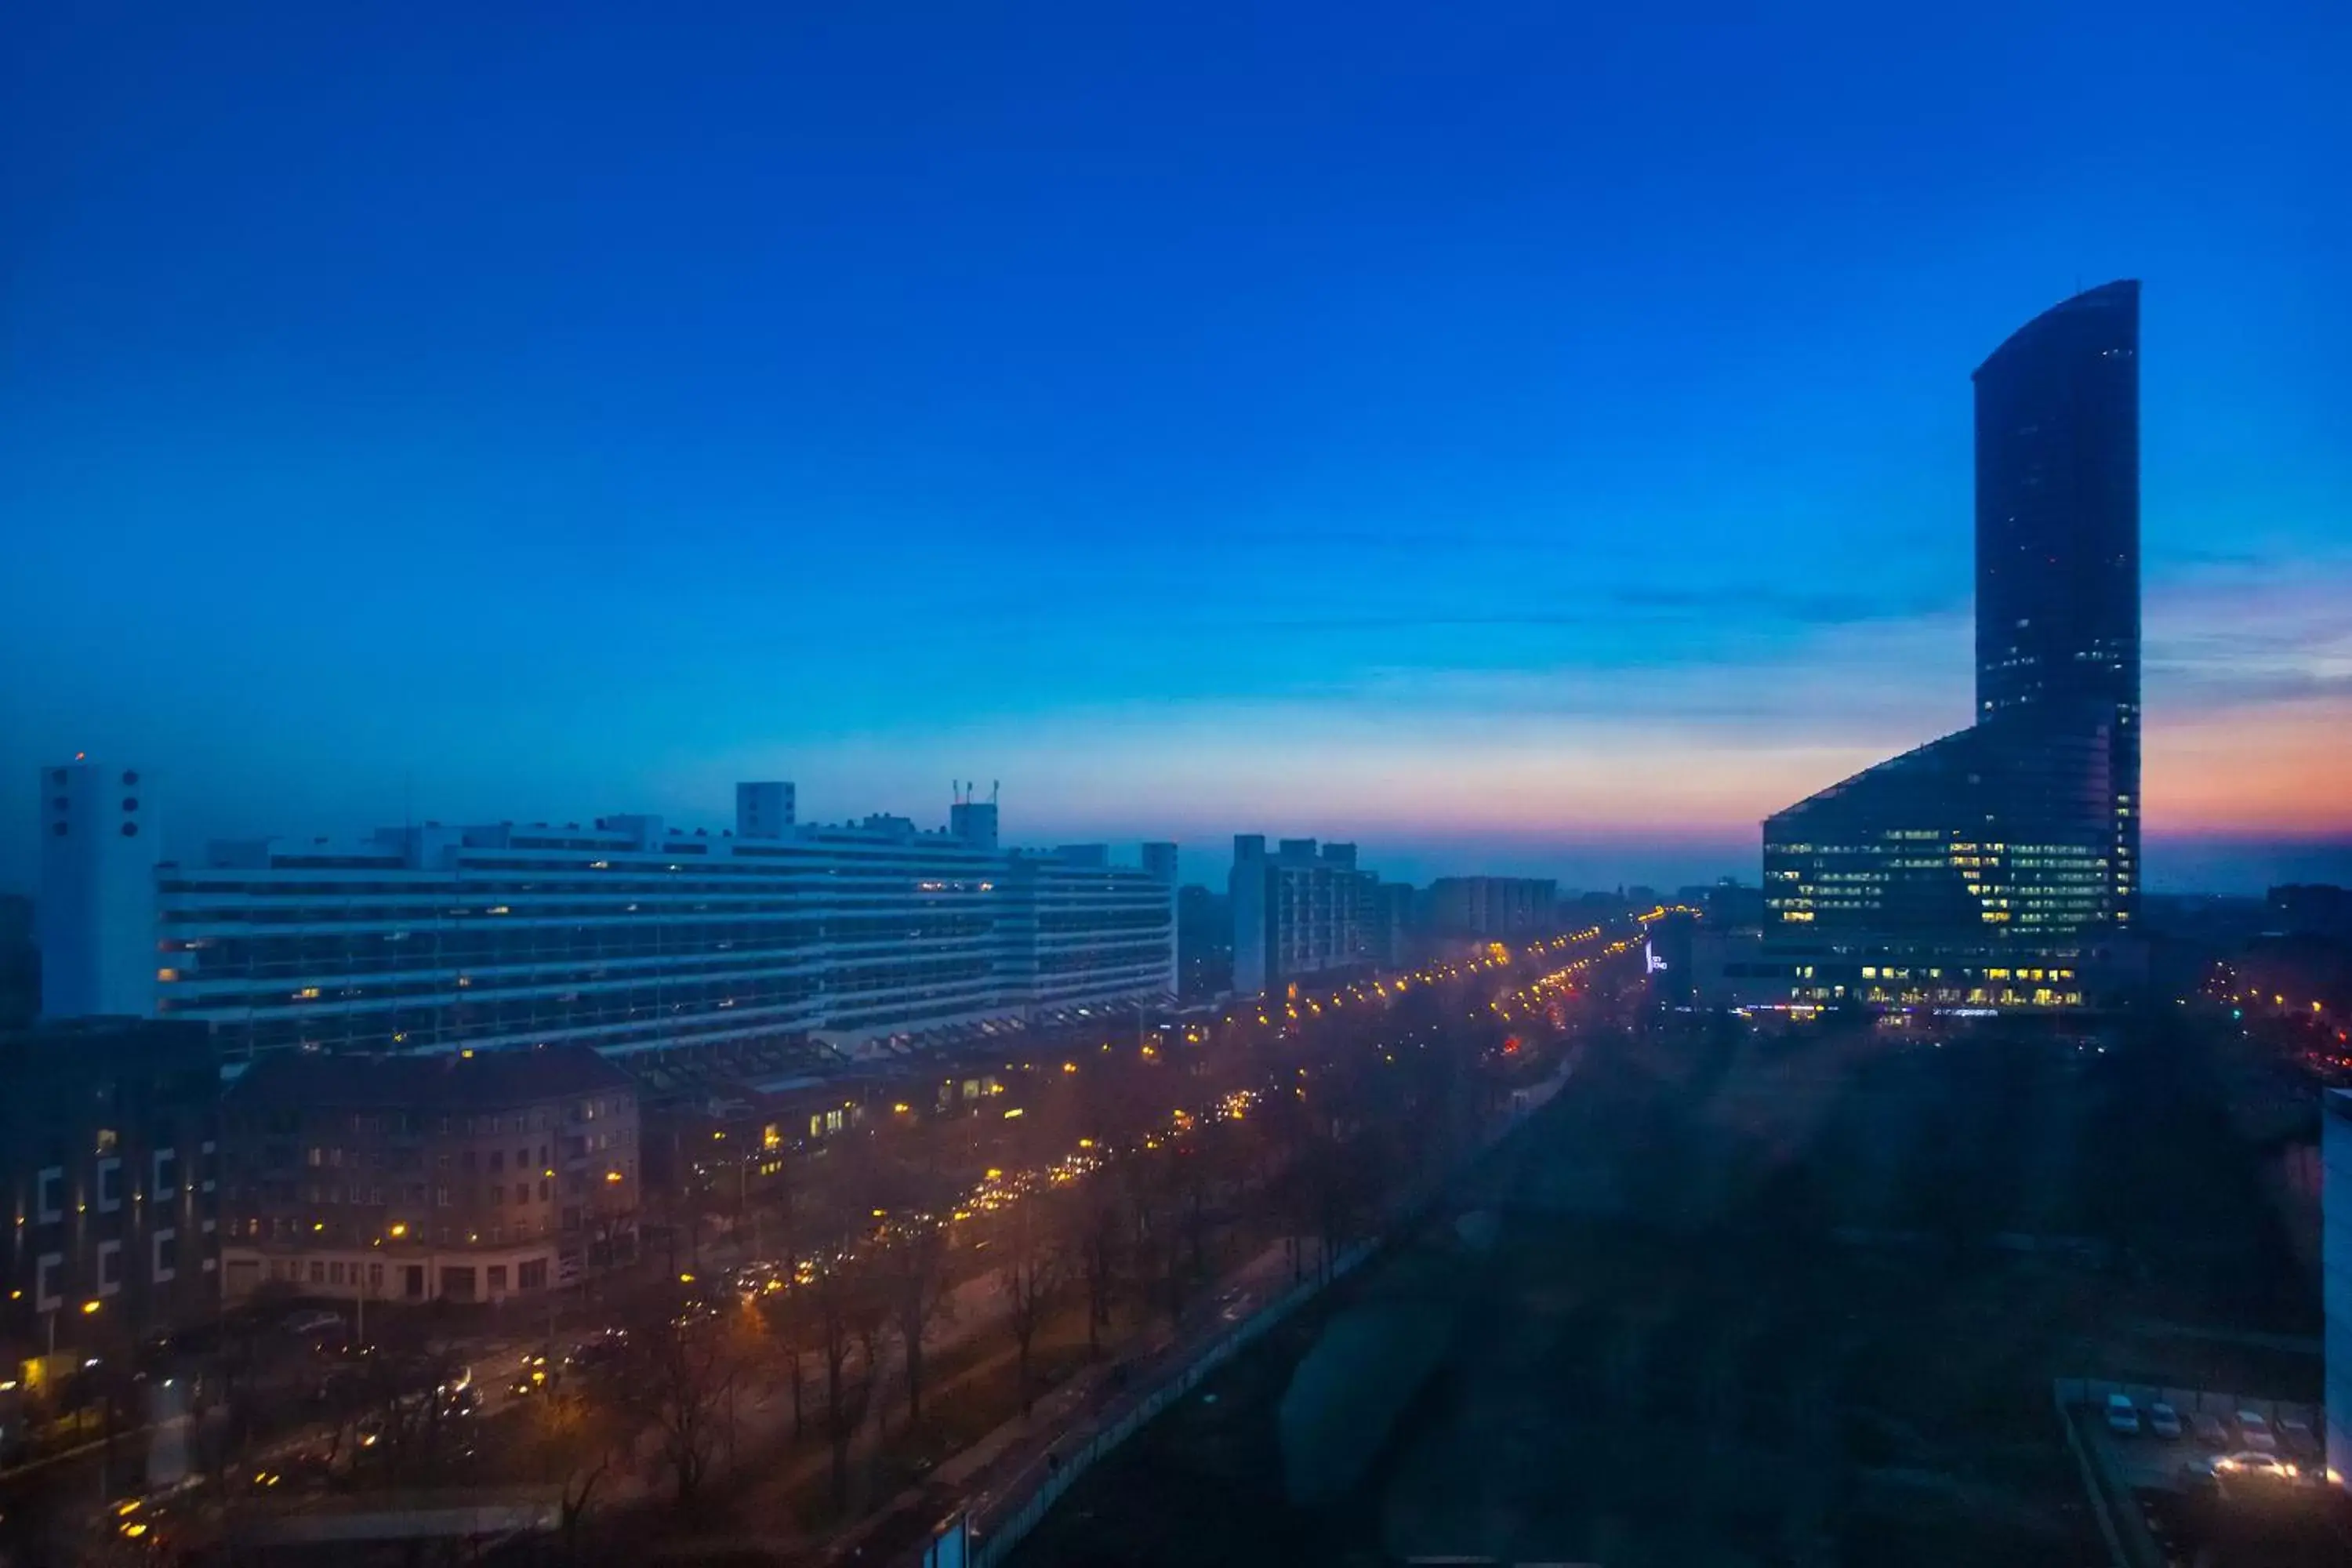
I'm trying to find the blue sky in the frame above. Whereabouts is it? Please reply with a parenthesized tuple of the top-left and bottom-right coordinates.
(3, 2, 2347, 892)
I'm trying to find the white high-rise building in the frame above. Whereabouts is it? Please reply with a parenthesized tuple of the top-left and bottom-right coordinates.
(36, 765, 1174, 1061)
(37, 759, 164, 1018)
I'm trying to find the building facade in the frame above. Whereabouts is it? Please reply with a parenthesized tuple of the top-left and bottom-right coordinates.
(2326, 1089, 2351, 1496)
(1230, 836, 1388, 996)
(2, 1019, 220, 1372)
(1760, 282, 2143, 1011)
(219, 1045, 639, 1304)
(1425, 877, 1559, 939)
(36, 773, 1175, 1061)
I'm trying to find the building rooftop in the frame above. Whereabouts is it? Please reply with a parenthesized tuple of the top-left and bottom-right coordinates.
(227, 1042, 634, 1112)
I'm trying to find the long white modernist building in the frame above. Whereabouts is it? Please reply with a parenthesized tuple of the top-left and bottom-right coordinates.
(37, 764, 1176, 1061)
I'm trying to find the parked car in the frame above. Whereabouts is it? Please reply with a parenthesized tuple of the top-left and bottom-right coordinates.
(2210, 1450, 2299, 1483)
(2190, 1411, 2229, 1447)
(2234, 1410, 2276, 1453)
(2147, 1401, 2183, 1439)
(2103, 1393, 2140, 1436)
(2276, 1411, 2317, 1457)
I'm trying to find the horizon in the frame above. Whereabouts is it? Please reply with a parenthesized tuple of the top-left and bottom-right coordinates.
(5, 2, 2347, 898)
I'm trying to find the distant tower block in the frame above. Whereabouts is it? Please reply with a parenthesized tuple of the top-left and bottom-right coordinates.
(1141, 842, 1179, 884)
(950, 779, 1000, 851)
(38, 758, 162, 1018)
(735, 782, 797, 839)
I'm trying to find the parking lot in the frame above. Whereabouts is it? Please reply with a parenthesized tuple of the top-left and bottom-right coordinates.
(2067, 1379, 2328, 1494)
(2061, 1378, 2348, 1567)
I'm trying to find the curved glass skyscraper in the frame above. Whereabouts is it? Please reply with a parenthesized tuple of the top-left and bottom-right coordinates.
(1759, 282, 2142, 1011)
(1974, 278, 2141, 925)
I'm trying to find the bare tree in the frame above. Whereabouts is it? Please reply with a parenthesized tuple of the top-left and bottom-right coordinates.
(528, 1375, 629, 1552)
(877, 1218, 953, 1423)
(1000, 1200, 1069, 1415)
(622, 1301, 736, 1507)
(757, 1281, 812, 1440)
(811, 1254, 887, 1514)
(1077, 1185, 1123, 1357)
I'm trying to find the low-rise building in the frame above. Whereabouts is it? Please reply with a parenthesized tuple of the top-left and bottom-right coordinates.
(219, 1044, 639, 1305)
(1, 1018, 220, 1374)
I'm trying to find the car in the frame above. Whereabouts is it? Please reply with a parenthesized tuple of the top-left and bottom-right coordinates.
(2190, 1410, 2229, 1447)
(2147, 1401, 2183, 1439)
(2209, 1450, 2300, 1483)
(2234, 1410, 2277, 1452)
(2277, 1411, 2318, 1457)
(564, 1330, 629, 1374)
(2103, 1393, 2140, 1436)
(509, 1353, 554, 1398)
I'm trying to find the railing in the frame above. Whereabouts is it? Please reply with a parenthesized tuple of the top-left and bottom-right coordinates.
(958, 1237, 1377, 1568)
(935, 1063, 1570, 1568)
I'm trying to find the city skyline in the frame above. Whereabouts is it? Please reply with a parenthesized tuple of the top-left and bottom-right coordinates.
(5, 3, 2347, 896)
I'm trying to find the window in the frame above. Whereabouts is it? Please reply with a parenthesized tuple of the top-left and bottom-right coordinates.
(366, 1261, 385, 1292)
(518, 1258, 547, 1291)
(489, 1185, 504, 1207)
(489, 1150, 504, 1173)
(308, 1260, 326, 1284)
(539, 1178, 550, 1202)
(35, 1252, 64, 1311)
(153, 1148, 179, 1196)
(516, 1147, 529, 1169)
(487, 1264, 508, 1295)
(36, 1166, 64, 1223)
(153, 1229, 178, 1283)
(328, 1261, 347, 1286)
(97, 1239, 123, 1295)
(97, 1158, 123, 1214)
(435, 1185, 452, 1207)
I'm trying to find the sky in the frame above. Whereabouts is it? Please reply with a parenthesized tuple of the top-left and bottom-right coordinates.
(3, 2, 2347, 895)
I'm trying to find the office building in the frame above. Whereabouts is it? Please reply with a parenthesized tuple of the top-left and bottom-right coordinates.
(1230, 835, 1389, 996)
(1425, 877, 1559, 939)
(2, 1019, 221, 1370)
(1370, 881, 1415, 967)
(0, 894, 34, 1029)
(219, 1044, 638, 1304)
(1177, 886, 1234, 1000)
(36, 768, 1175, 1061)
(1761, 282, 2143, 1011)
(2326, 1089, 2351, 1496)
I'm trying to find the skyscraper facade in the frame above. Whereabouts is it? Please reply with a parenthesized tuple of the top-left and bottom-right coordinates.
(1974, 278, 2141, 927)
(1759, 283, 2143, 1011)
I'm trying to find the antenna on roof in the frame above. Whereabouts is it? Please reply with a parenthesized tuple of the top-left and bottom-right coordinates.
(991, 779, 999, 804)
